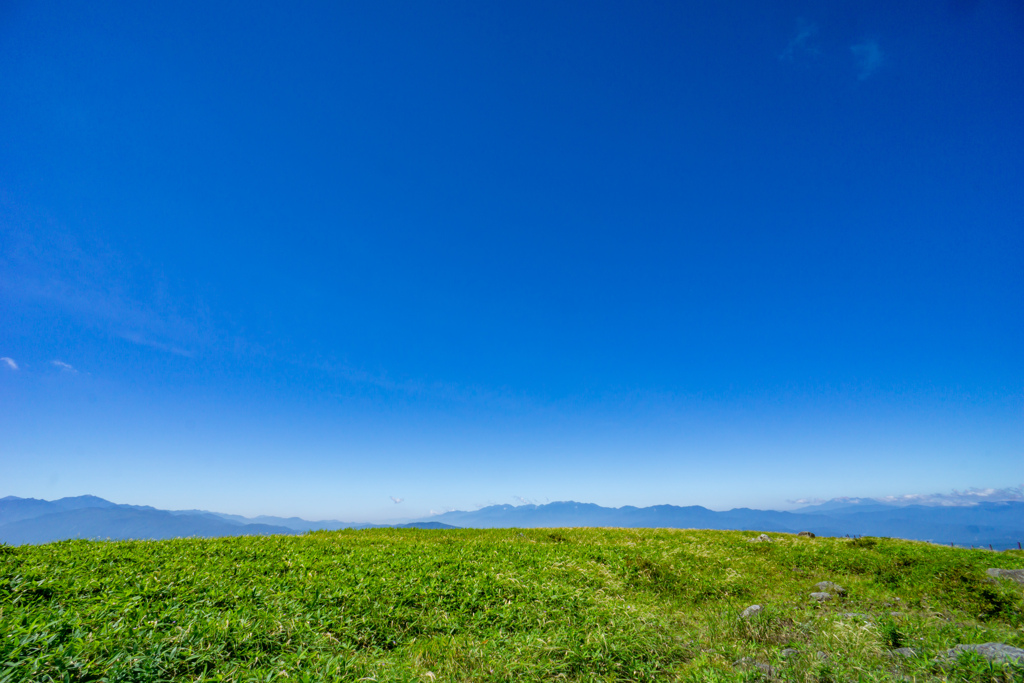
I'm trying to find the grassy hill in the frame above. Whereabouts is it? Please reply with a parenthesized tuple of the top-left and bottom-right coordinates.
(2, 528, 1023, 682)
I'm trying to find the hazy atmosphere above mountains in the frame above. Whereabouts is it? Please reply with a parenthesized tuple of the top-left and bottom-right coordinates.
(1, 1, 1021, 522)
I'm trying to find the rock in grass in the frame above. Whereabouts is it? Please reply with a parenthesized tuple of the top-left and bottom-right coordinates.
(733, 657, 775, 677)
(938, 643, 1024, 665)
(747, 534, 772, 543)
(797, 531, 815, 538)
(986, 568, 1024, 585)
(893, 647, 918, 658)
(837, 612, 871, 621)
(780, 648, 800, 659)
(815, 581, 846, 595)
(810, 591, 832, 602)
(741, 604, 763, 619)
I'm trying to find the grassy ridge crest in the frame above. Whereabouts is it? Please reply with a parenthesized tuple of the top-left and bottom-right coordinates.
(2, 528, 1023, 682)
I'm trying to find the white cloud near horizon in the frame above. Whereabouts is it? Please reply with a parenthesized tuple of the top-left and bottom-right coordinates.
(791, 485, 1024, 508)
(390, 496, 404, 504)
(1, 357, 17, 370)
(877, 486, 1024, 506)
(51, 360, 77, 373)
(851, 40, 884, 80)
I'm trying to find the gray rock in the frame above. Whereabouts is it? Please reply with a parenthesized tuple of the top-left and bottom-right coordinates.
(741, 604, 764, 619)
(938, 643, 1024, 665)
(810, 591, 832, 602)
(837, 612, 871, 621)
(987, 568, 1024, 585)
(815, 581, 845, 595)
(780, 648, 800, 659)
(733, 657, 775, 677)
(797, 531, 815, 538)
(748, 533, 773, 543)
(893, 647, 918, 659)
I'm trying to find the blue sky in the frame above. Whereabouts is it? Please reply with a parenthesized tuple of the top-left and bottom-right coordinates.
(1, 0, 1021, 521)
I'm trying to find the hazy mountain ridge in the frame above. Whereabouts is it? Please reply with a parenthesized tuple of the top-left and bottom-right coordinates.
(2, 496, 1020, 547)
(0, 497, 459, 544)
(423, 500, 1024, 549)
(0, 498, 302, 544)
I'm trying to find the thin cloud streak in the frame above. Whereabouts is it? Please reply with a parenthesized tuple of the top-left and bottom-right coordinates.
(779, 20, 818, 63)
(119, 332, 193, 358)
(2, 210, 209, 361)
(389, 496, 404, 504)
(1, 357, 17, 370)
(51, 360, 77, 373)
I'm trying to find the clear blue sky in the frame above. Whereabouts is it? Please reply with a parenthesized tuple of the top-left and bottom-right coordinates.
(1, 0, 1021, 521)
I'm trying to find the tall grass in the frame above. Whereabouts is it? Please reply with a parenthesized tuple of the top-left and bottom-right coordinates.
(2, 528, 1022, 681)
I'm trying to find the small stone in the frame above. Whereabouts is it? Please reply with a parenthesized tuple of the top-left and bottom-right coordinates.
(893, 647, 917, 658)
(815, 581, 846, 595)
(986, 568, 1024, 585)
(747, 533, 773, 543)
(810, 591, 832, 602)
(741, 604, 764, 619)
(780, 648, 800, 659)
(733, 657, 775, 677)
(797, 531, 816, 538)
(837, 612, 871, 621)
(939, 642, 1024, 665)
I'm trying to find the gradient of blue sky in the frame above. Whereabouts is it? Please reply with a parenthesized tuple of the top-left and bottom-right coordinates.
(1, 0, 1021, 521)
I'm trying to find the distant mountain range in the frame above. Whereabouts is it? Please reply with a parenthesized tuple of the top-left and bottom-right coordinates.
(0, 496, 456, 545)
(421, 500, 1024, 549)
(2, 495, 1021, 548)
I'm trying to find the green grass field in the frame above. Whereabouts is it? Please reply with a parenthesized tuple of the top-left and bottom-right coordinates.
(2, 528, 1023, 682)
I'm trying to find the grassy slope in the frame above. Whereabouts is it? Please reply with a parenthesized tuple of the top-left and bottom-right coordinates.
(2, 529, 1023, 682)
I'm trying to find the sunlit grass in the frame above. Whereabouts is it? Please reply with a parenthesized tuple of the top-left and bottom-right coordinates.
(2, 528, 1022, 681)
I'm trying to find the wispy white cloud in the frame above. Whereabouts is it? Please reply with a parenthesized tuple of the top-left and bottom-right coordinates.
(390, 496, 404, 504)
(789, 497, 825, 506)
(0, 357, 17, 370)
(119, 332, 193, 357)
(791, 486, 1024, 508)
(1, 206, 205, 359)
(851, 39, 884, 80)
(51, 360, 77, 373)
(876, 486, 1024, 506)
(780, 20, 819, 63)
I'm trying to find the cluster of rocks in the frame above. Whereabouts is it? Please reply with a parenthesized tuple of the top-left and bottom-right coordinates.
(745, 531, 815, 543)
(738, 580, 847, 619)
(733, 570, 1024, 674)
(810, 580, 845, 602)
(937, 643, 1024, 666)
